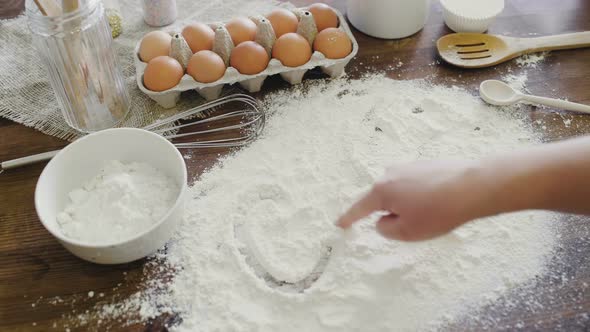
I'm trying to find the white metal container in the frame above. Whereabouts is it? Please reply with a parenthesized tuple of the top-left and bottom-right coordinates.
(347, 0, 430, 39)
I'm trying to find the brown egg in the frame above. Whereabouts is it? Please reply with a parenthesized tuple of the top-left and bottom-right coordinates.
(226, 17, 257, 46)
(139, 31, 172, 62)
(313, 27, 352, 59)
(143, 56, 184, 92)
(230, 41, 269, 75)
(187, 50, 226, 83)
(308, 3, 339, 31)
(272, 33, 312, 67)
(266, 8, 299, 38)
(182, 23, 215, 53)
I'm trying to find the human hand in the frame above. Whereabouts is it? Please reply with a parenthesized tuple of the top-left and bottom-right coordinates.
(337, 159, 490, 241)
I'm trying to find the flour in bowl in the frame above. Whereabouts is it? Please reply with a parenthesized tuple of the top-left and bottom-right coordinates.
(57, 160, 179, 244)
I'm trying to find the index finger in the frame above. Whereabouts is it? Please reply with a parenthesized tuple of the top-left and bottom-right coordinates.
(337, 188, 382, 229)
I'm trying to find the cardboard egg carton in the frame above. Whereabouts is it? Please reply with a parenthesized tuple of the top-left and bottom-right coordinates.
(134, 6, 359, 108)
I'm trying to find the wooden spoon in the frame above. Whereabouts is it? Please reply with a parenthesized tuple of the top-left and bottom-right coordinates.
(33, 0, 62, 16)
(437, 32, 590, 68)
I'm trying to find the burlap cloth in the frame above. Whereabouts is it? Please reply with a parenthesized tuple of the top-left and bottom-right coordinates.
(0, 0, 285, 141)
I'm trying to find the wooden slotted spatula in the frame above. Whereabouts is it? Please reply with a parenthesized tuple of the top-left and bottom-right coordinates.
(437, 32, 590, 68)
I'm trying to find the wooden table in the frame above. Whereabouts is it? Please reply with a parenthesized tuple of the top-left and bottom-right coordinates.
(1, 0, 589, 331)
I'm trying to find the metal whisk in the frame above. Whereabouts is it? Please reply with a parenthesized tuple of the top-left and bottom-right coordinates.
(0, 94, 265, 172)
(145, 94, 264, 148)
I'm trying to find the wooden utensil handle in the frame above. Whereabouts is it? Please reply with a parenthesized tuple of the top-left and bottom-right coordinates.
(522, 31, 590, 53)
(34, 0, 62, 16)
(62, 0, 79, 13)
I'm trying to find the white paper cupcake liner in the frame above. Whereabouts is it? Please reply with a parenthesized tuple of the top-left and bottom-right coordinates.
(440, 0, 504, 33)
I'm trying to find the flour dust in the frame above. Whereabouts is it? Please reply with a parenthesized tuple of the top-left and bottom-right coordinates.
(169, 76, 556, 331)
(75, 75, 558, 331)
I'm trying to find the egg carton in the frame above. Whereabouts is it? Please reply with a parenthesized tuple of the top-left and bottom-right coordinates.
(134, 6, 359, 108)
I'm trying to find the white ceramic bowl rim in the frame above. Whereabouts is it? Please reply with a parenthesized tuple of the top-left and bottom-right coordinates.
(34, 128, 188, 249)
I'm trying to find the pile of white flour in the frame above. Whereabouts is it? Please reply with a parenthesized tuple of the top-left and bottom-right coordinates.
(57, 160, 178, 244)
(157, 76, 557, 331)
(82, 75, 557, 331)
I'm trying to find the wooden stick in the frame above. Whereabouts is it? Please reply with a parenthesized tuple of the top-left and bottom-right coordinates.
(62, 0, 79, 13)
(33, 0, 62, 17)
(61, 0, 91, 126)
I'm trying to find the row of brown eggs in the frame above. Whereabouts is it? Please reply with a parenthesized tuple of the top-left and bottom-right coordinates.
(139, 3, 352, 92)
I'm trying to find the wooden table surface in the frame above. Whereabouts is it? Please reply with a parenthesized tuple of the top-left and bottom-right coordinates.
(1, 0, 590, 331)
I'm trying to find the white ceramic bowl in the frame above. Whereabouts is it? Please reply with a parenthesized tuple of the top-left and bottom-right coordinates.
(35, 128, 187, 264)
(440, 0, 504, 33)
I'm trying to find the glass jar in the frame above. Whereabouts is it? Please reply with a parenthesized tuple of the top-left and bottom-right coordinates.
(26, 0, 130, 133)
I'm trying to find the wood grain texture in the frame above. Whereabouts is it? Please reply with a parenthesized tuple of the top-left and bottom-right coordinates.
(1, 0, 590, 331)
(0, 0, 24, 18)
(437, 32, 590, 68)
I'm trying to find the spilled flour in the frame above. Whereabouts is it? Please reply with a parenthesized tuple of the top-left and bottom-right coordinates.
(164, 76, 555, 331)
(83, 75, 558, 331)
(503, 72, 529, 93)
(516, 52, 548, 68)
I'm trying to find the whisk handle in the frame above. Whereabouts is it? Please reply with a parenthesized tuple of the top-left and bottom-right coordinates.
(1, 150, 60, 171)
